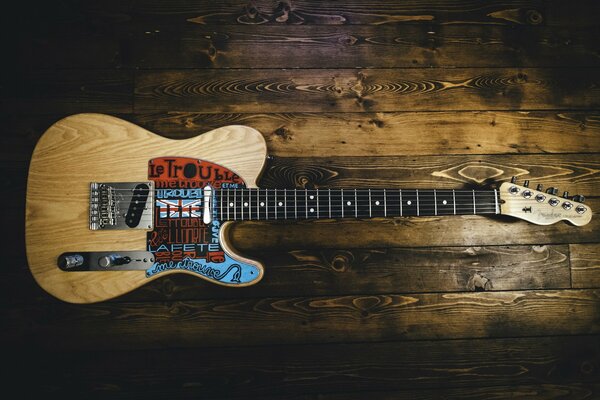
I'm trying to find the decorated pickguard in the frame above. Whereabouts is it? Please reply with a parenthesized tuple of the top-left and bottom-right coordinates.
(146, 157, 261, 285)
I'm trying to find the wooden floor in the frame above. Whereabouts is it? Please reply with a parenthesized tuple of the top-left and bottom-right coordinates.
(3, 0, 600, 398)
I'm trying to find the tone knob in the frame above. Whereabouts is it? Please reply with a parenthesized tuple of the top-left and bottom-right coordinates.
(98, 254, 131, 268)
(573, 195, 585, 203)
(60, 254, 84, 269)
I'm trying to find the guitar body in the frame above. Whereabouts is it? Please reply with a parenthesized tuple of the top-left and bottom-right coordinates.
(26, 114, 267, 303)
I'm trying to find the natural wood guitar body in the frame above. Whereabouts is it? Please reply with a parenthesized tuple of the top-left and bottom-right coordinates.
(26, 113, 267, 303)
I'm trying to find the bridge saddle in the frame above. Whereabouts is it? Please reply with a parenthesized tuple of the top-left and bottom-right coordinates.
(89, 182, 154, 230)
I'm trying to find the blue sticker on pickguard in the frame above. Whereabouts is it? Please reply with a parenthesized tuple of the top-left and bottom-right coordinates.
(146, 157, 259, 285)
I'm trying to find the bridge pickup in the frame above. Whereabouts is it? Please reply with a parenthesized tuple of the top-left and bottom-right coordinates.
(90, 182, 154, 230)
(58, 251, 155, 271)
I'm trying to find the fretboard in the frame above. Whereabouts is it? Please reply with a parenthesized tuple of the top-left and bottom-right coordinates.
(216, 189, 499, 221)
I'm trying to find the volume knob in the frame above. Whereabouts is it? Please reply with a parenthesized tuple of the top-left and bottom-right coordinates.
(98, 254, 131, 268)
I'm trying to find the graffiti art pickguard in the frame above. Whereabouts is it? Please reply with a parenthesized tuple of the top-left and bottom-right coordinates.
(145, 157, 261, 285)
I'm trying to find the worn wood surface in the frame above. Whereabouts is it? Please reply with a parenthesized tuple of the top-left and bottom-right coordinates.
(3, 0, 600, 398)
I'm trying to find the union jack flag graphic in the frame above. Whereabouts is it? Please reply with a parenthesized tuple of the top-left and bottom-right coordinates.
(156, 199, 202, 218)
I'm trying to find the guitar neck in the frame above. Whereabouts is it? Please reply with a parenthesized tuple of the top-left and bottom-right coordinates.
(215, 188, 500, 221)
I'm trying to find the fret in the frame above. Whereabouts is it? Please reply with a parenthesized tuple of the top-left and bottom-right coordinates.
(328, 188, 331, 218)
(284, 189, 287, 219)
(241, 189, 244, 220)
(452, 189, 456, 215)
(256, 188, 260, 220)
(494, 189, 499, 214)
(341, 189, 344, 218)
(399, 189, 403, 216)
(316, 190, 320, 218)
(472, 189, 476, 215)
(433, 190, 437, 215)
(354, 189, 358, 218)
(274, 189, 277, 220)
(294, 189, 298, 219)
(368, 189, 372, 217)
(226, 188, 230, 221)
(305, 189, 308, 219)
(384, 188, 387, 217)
(219, 189, 223, 220)
(416, 189, 420, 216)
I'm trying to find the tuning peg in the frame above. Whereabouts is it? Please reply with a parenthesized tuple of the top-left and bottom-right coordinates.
(573, 194, 586, 203)
(523, 180, 530, 188)
(511, 176, 517, 184)
(546, 187, 559, 195)
(563, 191, 569, 199)
(536, 184, 543, 191)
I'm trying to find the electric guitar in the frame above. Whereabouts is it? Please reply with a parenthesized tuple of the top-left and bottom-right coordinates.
(26, 114, 593, 303)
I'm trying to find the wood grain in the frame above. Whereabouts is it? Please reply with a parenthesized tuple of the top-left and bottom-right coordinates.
(5, 336, 599, 398)
(25, 114, 266, 303)
(132, 111, 600, 156)
(259, 154, 600, 195)
(130, 0, 597, 27)
(571, 244, 600, 288)
(135, 68, 600, 112)
(4, 289, 600, 350)
(132, 25, 600, 68)
(4, 111, 600, 161)
(118, 244, 570, 301)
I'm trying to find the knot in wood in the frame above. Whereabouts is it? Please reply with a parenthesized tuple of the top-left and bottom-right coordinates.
(330, 252, 353, 272)
(338, 34, 358, 46)
(526, 10, 543, 25)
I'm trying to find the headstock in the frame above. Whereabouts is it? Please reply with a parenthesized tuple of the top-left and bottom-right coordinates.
(499, 178, 592, 226)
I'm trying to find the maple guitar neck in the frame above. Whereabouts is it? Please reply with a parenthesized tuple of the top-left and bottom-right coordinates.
(213, 188, 499, 221)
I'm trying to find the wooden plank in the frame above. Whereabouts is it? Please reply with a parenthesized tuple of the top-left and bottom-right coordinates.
(4, 111, 600, 161)
(571, 244, 600, 288)
(4, 244, 567, 305)
(229, 199, 599, 251)
(3, 70, 133, 114)
(3, 289, 600, 350)
(132, 25, 600, 68)
(5, 335, 600, 398)
(134, 68, 600, 113)
(259, 154, 600, 195)
(129, 0, 597, 27)
(123, 244, 571, 302)
(131, 111, 600, 156)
